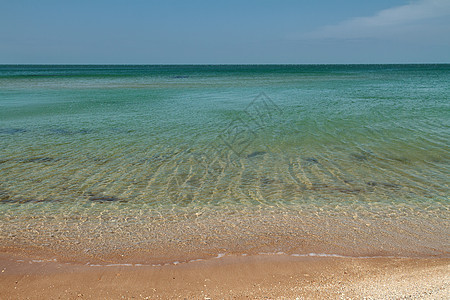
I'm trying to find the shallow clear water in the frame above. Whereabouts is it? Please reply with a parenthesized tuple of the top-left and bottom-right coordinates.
(0, 65, 449, 261)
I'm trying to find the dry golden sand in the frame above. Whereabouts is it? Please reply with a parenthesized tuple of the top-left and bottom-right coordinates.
(0, 250, 449, 299)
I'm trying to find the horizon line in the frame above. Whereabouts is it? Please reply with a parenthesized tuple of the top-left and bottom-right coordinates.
(0, 62, 449, 66)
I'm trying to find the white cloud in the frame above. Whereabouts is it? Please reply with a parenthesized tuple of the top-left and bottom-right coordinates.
(302, 0, 450, 39)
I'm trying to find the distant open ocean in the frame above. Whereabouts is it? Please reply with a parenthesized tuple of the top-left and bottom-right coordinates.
(0, 65, 448, 264)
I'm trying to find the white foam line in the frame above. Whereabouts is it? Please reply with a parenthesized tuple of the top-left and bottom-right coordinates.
(291, 253, 345, 258)
(290, 253, 410, 259)
(256, 251, 412, 259)
(104, 264, 133, 267)
(84, 252, 416, 267)
(29, 258, 57, 263)
(258, 252, 286, 256)
(87, 263, 150, 267)
(86, 253, 226, 267)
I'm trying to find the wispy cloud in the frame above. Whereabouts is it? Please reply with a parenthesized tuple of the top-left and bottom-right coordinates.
(301, 0, 450, 39)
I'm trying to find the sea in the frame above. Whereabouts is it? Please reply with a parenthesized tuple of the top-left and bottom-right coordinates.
(0, 65, 448, 264)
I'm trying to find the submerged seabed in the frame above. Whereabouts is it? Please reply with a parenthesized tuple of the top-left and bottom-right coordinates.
(0, 65, 449, 262)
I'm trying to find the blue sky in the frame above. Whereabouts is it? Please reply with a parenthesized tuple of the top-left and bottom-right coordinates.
(1, 0, 449, 64)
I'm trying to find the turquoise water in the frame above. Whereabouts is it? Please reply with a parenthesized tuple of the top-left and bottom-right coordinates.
(0, 65, 449, 261)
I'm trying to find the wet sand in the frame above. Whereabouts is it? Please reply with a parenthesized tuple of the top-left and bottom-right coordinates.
(0, 250, 448, 299)
(1, 207, 449, 298)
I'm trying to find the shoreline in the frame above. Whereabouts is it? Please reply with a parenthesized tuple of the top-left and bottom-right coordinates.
(0, 250, 448, 299)
(2, 206, 448, 266)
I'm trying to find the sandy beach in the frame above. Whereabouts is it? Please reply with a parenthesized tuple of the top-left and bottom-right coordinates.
(0, 248, 448, 299)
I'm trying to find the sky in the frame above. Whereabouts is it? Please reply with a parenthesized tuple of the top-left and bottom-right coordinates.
(1, 0, 449, 64)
